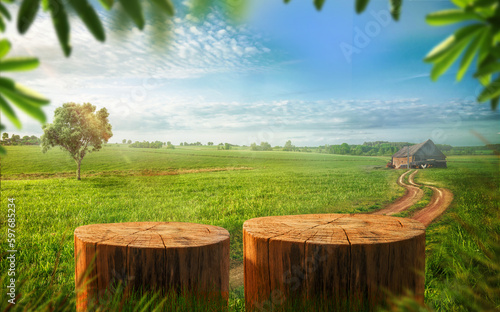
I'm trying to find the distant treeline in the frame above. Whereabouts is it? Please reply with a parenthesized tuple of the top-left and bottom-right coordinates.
(7, 133, 494, 156)
(320, 142, 413, 156)
(180, 142, 205, 146)
(1, 133, 41, 145)
(320, 142, 498, 156)
(439, 144, 499, 155)
(129, 141, 167, 149)
(247, 140, 498, 156)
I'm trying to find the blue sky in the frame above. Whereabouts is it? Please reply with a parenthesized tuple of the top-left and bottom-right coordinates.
(3, 0, 499, 146)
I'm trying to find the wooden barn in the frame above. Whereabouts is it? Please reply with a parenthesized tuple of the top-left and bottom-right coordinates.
(391, 139, 447, 169)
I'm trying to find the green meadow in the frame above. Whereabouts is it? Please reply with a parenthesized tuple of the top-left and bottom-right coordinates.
(0, 145, 498, 311)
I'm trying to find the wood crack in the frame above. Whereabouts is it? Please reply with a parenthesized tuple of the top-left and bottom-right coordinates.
(243, 214, 426, 310)
(341, 227, 351, 306)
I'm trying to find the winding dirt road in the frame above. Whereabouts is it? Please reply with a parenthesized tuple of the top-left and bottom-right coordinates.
(374, 169, 453, 226)
(411, 183, 453, 227)
(229, 169, 453, 288)
(372, 170, 424, 216)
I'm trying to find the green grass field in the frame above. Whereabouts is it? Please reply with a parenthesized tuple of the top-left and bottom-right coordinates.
(1, 145, 498, 311)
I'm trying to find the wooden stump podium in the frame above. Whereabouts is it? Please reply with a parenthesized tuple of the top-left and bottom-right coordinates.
(243, 214, 425, 311)
(74, 222, 229, 311)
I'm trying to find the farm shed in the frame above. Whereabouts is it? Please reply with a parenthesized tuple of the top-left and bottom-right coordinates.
(392, 139, 447, 169)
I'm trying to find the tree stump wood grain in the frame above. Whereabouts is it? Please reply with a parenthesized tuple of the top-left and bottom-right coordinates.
(74, 222, 229, 311)
(243, 214, 425, 311)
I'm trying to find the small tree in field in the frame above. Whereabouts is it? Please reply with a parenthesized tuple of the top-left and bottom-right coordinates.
(41, 103, 112, 180)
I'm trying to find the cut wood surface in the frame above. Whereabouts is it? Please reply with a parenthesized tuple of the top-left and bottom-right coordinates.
(74, 222, 229, 311)
(243, 214, 425, 311)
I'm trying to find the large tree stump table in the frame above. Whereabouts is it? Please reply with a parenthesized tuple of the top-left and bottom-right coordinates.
(243, 214, 425, 311)
(74, 222, 229, 311)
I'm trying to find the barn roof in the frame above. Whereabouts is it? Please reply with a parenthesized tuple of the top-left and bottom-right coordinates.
(392, 139, 446, 158)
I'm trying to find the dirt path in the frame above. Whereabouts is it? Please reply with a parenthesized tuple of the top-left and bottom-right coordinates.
(374, 170, 453, 226)
(372, 170, 424, 215)
(229, 170, 453, 289)
(229, 260, 244, 290)
(411, 184, 453, 227)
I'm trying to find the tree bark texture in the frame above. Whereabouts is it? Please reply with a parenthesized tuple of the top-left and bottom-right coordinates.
(74, 222, 230, 311)
(243, 214, 425, 311)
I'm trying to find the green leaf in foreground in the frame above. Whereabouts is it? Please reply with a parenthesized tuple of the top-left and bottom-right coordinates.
(151, 0, 175, 16)
(49, 0, 72, 57)
(0, 15, 5, 32)
(0, 57, 39, 72)
(424, 24, 483, 63)
(68, 0, 106, 42)
(42, 0, 49, 11)
(355, 0, 370, 14)
(474, 62, 500, 78)
(13, 84, 50, 105)
(0, 94, 21, 128)
(430, 36, 472, 81)
(99, 0, 114, 10)
(451, 0, 470, 8)
(426, 9, 481, 26)
(0, 87, 46, 123)
(314, 0, 326, 11)
(118, 0, 145, 30)
(431, 43, 473, 81)
(0, 1, 11, 20)
(390, 0, 402, 21)
(478, 76, 500, 102)
(457, 28, 488, 81)
(17, 0, 41, 34)
(0, 77, 50, 106)
(0, 39, 11, 58)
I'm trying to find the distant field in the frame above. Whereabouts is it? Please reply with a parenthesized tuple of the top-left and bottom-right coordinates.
(0, 145, 401, 299)
(0, 145, 498, 310)
(1, 144, 389, 177)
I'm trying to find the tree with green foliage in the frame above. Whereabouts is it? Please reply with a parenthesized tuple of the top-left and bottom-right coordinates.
(340, 143, 350, 155)
(283, 140, 296, 152)
(354, 145, 363, 155)
(2, 132, 8, 140)
(10, 133, 20, 145)
(260, 142, 272, 151)
(127, 139, 132, 144)
(122, 139, 126, 144)
(41, 103, 112, 180)
(251, 142, 273, 151)
(129, 140, 163, 148)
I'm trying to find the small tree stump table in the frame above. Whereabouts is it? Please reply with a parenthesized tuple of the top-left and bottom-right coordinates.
(74, 222, 229, 311)
(243, 214, 425, 311)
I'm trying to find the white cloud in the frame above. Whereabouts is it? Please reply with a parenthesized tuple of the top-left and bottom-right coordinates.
(5, 4, 274, 84)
